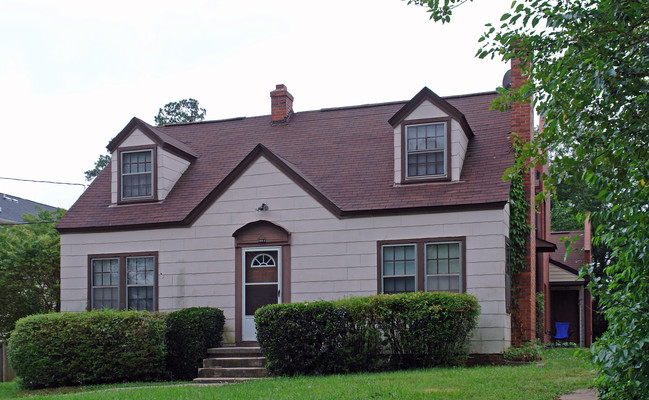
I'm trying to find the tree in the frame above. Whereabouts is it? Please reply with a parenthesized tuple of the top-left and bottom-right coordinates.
(84, 153, 111, 181)
(154, 98, 206, 126)
(409, 1, 649, 398)
(0, 208, 65, 340)
(83, 98, 207, 181)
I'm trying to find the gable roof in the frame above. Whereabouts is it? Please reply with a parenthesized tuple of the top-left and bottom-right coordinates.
(388, 87, 474, 140)
(0, 193, 59, 224)
(107, 117, 197, 161)
(56, 90, 513, 233)
(550, 231, 587, 274)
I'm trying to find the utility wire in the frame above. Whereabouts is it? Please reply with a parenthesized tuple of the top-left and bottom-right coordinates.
(0, 176, 86, 188)
(1, 220, 60, 226)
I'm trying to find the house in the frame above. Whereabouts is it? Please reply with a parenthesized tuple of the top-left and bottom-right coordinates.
(0, 193, 58, 224)
(548, 217, 593, 347)
(57, 62, 558, 354)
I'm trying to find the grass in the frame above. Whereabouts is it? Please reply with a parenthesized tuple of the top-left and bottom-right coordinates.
(0, 348, 594, 400)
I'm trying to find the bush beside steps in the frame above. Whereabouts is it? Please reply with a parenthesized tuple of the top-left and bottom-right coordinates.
(8, 307, 225, 389)
(255, 292, 481, 376)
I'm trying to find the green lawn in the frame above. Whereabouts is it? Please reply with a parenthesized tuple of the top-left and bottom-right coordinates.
(0, 349, 594, 400)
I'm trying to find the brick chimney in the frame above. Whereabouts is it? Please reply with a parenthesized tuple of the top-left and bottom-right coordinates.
(270, 84, 293, 124)
(510, 57, 538, 346)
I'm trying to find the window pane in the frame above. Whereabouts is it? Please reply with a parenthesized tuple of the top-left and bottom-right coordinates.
(449, 243, 459, 258)
(449, 259, 460, 273)
(383, 261, 394, 276)
(405, 260, 416, 275)
(127, 286, 154, 311)
(438, 244, 448, 258)
(384, 278, 395, 293)
(93, 259, 119, 286)
(383, 247, 394, 261)
(93, 287, 118, 310)
(127, 257, 155, 285)
(438, 259, 449, 274)
(405, 246, 414, 259)
(393, 260, 403, 275)
(427, 276, 438, 291)
(427, 259, 437, 274)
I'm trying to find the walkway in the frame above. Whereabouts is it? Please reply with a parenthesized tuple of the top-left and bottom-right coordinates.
(560, 388, 597, 400)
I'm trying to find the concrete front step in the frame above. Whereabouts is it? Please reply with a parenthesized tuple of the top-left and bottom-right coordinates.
(203, 356, 266, 368)
(193, 377, 258, 384)
(194, 346, 269, 383)
(197, 366, 269, 378)
(206, 347, 262, 358)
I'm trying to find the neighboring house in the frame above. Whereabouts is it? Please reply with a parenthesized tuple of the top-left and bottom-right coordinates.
(548, 217, 593, 347)
(57, 61, 556, 354)
(0, 193, 58, 224)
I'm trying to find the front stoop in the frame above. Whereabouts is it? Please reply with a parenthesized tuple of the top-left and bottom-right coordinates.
(194, 347, 268, 384)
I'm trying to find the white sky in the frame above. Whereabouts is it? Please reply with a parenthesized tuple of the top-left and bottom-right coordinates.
(0, 0, 512, 209)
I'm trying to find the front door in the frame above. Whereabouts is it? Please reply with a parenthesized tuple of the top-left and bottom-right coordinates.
(242, 247, 282, 341)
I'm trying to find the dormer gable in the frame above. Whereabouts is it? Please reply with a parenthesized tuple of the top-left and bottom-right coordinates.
(389, 88, 473, 184)
(106, 117, 197, 204)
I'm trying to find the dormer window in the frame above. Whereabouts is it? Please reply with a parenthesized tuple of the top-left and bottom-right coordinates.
(118, 146, 156, 202)
(403, 119, 450, 181)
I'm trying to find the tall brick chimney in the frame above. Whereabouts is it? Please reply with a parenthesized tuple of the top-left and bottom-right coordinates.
(510, 57, 538, 346)
(270, 84, 293, 124)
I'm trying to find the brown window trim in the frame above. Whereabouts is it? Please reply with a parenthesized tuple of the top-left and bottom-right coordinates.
(377, 237, 466, 293)
(87, 251, 159, 311)
(400, 117, 452, 184)
(116, 145, 158, 205)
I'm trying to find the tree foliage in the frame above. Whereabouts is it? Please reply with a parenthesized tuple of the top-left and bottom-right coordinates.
(0, 208, 65, 340)
(154, 98, 206, 126)
(84, 153, 111, 181)
(410, 1, 649, 398)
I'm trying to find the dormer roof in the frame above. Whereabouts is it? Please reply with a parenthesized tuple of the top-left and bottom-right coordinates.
(107, 117, 197, 162)
(56, 90, 513, 233)
(388, 87, 475, 140)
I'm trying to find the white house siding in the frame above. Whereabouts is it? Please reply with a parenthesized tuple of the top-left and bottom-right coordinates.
(157, 150, 191, 201)
(393, 100, 470, 183)
(61, 155, 511, 353)
(549, 263, 583, 283)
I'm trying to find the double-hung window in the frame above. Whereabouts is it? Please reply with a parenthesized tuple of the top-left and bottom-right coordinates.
(382, 245, 416, 293)
(121, 149, 154, 201)
(89, 253, 157, 311)
(404, 120, 449, 180)
(379, 238, 464, 294)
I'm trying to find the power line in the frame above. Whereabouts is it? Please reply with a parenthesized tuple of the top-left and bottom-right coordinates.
(1, 220, 60, 226)
(0, 176, 86, 189)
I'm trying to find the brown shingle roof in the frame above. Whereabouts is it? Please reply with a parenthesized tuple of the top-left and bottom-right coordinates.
(57, 90, 513, 233)
(550, 231, 587, 273)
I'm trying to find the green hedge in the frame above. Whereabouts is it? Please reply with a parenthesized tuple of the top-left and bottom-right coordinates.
(255, 292, 480, 375)
(166, 307, 225, 380)
(8, 310, 167, 389)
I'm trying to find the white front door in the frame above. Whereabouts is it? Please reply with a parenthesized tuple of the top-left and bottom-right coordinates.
(242, 247, 282, 341)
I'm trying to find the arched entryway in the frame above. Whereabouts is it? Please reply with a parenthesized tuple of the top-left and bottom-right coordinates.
(233, 220, 291, 344)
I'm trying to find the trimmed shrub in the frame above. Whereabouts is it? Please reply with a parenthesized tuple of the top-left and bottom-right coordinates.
(166, 307, 225, 380)
(255, 292, 480, 376)
(8, 310, 167, 389)
(255, 301, 351, 375)
(376, 292, 480, 368)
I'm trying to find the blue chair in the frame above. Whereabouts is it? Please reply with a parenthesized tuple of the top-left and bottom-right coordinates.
(553, 322, 570, 342)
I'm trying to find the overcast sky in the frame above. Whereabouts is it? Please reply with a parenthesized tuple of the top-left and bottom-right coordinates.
(1, 0, 512, 210)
